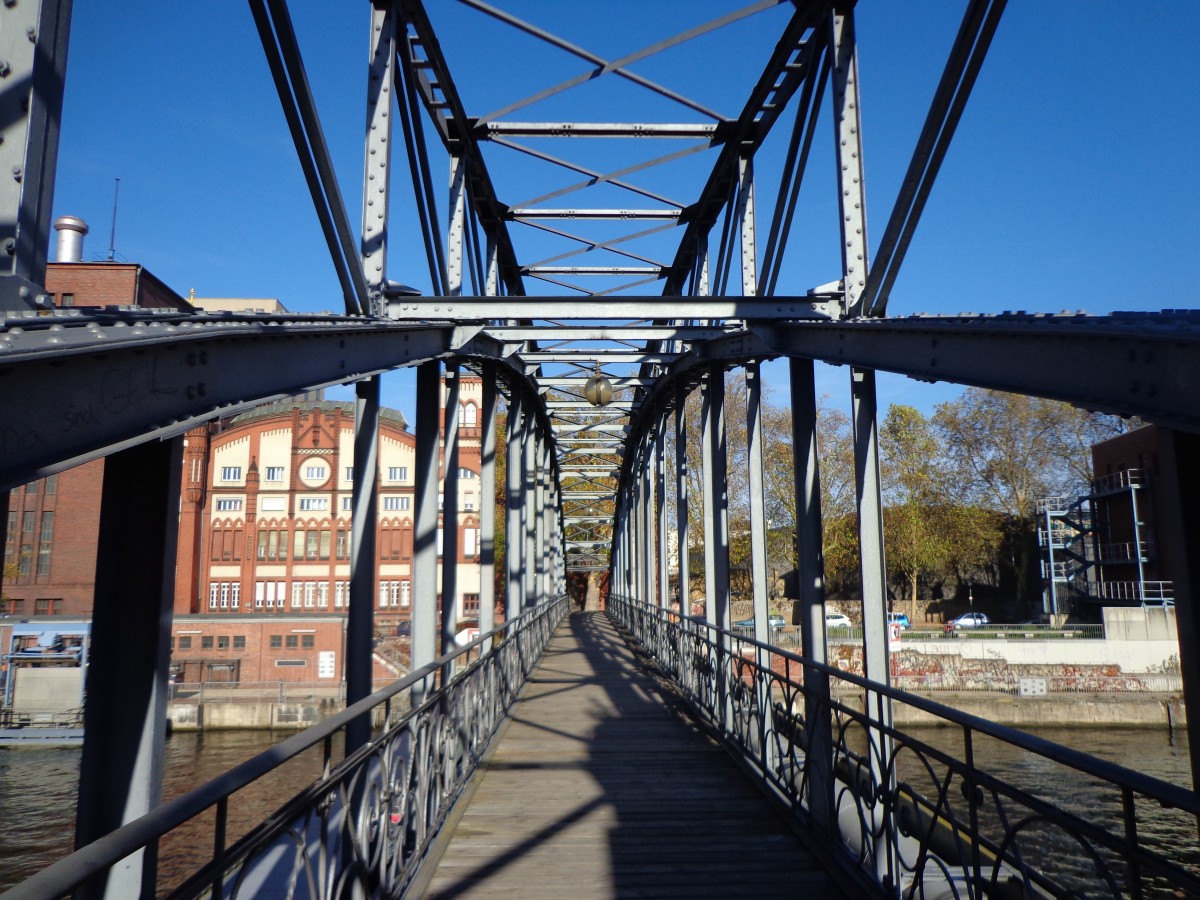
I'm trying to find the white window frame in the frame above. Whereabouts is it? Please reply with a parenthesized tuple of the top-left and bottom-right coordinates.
(383, 496, 403, 511)
(299, 497, 328, 511)
(220, 466, 242, 482)
(291, 582, 303, 608)
(265, 466, 285, 482)
(304, 464, 326, 480)
(209, 583, 219, 610)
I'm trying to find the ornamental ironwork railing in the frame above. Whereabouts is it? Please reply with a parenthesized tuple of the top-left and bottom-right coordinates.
(5, 595, 569, 900)
(609, 595, 1200, 899)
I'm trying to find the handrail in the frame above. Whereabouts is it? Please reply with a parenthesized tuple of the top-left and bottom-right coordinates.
(609, 595, 1200, 898)
(2, 595, 570, 900)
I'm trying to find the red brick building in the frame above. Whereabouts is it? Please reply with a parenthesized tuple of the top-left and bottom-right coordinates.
(3, 259, 194, 618)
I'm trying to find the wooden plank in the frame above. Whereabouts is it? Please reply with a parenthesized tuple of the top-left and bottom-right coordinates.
(422, 612, 847, 899)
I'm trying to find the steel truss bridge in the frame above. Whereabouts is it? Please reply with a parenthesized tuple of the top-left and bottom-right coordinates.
(2, 1, 1200, 897)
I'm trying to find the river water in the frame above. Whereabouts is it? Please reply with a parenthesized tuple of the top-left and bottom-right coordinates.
(0, 726, 1194, 893)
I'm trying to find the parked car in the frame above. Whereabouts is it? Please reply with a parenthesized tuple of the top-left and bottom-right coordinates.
(733, 614, 786, 630)
(945, 612, 990, 631)
(825, 611, 852, 631)
(887, 612, 910, 630)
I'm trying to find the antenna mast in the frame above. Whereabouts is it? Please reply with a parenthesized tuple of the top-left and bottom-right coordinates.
(107, 178, 120, 261)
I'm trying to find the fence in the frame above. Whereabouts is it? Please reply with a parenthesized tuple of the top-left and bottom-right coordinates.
(612, 596, 1200, 899)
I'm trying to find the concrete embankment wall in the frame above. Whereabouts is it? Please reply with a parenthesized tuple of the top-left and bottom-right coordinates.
(844, 691, 1188, 730)
(167, 701, 336, 731)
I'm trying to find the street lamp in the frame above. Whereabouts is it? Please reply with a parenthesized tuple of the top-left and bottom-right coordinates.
(584, 365, 613, 407)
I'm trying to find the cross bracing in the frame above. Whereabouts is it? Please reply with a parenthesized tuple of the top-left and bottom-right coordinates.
(3, 2, 1200, 894)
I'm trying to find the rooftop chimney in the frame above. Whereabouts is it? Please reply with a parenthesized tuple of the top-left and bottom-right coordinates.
(53, 216, 89, 263)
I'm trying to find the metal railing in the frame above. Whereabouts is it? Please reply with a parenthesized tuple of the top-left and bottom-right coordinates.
(610, 596, 1200, 899)
(4, 595, 569, 899)
(891, 672, 1183, 694)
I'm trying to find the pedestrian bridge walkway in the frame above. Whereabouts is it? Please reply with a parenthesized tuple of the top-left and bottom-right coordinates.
(421, 612, 845, 898)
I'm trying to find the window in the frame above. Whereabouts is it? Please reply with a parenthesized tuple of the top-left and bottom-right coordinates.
(179, 636, 193, 650)
(9, 600, 23, 617)
(270, 635, 282, 649)
(304, 465, 326, 480)
(342, 496, 353, 511)
(317, 582, 329, 608)
(401, 580, 411, 608)
(44, 474, 56, 495)
(220, 583, 230, 608)
(217, 636, 230, 650)
(463, 527, 479, 558)
(286, 635, 299, 649)
(399, 496, 411, 511)
(336, 530, 348, 559)
(259, 496, 286, 512)
(299, 498, 328, 511)
(265, 466, 285, 482)
(463, 593, 480, 615)
(27, 480, 37, 495)
(383, 496, 404, 510)
(387, 466, 408, 482)
(60, 292, 74, 307)
(275, 660, 306, 667)
(220, 466, 242, 482)
(301, 635, 315, 649)
(37, 511, 53, 576)
(215, 498, 243, 512)
(233, 636, 246, 650)
(344, 466, 354, 481)
(304, 582, 316, 608)
(35, 599, 48, 615)
(335, 581, 347, 608)
(52, 599, 62, 616)
(231, 583, 240, 609)
(258, 529, 288, 561)
(458, 467, 478, 479)
(201, 636, 214, 649)
(460, 403, 478, 427)
(291, 582, 302, 608)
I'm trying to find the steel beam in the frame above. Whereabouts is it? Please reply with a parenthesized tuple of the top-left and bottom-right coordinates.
(362, 0, 395, 314)
(388, 296, 836, 320)
(0, 0, 72, 310)
(441, 364, 461, 671)
(505, 395, 523, 616)
(0, 317, 451, 489)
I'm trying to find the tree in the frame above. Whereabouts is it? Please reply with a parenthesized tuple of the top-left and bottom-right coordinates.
(932, 388, 1126, 610)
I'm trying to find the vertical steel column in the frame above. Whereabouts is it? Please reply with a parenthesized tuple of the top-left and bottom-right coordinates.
(362, 0, 394, 316)
(746, 361, 776, 771)
(656, 413, 670, 609)
(640, 445, 653, 604)
(505, 395, 523, 617)
(831, 5, 870, 319)
(479, 362, 497, 649)
(790, 357, 834, 834)
(1152, 429, 1200, 788)
(702, 364, 731, 629)
(746, 362, 770, 643)
(441, 365, 461, 671)
(346, 377, 380, 752)
(675, 383, 691, 616)
(75, 437, 182, 899)
(447, 155, 466, 297)
(738, 157, 757, 297)
(0, 0, 72, 310)
(539, 438, 550, 602)
(850, 370, 891, 683)
(412, 362, 441, 699)
(523, 403, 538, 607)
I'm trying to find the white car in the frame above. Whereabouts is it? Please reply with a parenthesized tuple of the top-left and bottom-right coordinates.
(825, 612, 852, 630)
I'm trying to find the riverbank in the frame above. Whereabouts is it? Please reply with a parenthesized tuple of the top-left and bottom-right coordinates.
(876, 691, 1187, 730)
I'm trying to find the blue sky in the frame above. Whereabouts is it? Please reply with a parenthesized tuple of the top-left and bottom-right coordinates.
(50, 2, 1200, 422)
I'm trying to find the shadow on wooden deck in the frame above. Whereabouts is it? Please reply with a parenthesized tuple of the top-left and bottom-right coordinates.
(421, 611, 846, 898)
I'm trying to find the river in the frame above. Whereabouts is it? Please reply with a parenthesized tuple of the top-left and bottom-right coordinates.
(0, 727, 1194, 893)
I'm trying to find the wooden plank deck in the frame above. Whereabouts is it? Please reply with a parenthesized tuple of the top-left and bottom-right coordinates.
(421, 611, 847, 898)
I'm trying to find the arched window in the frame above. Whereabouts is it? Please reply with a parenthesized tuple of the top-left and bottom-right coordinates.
(460, 402, 478, 427)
